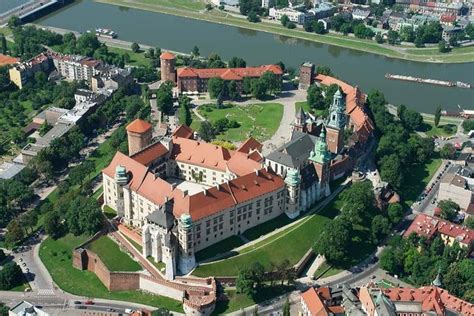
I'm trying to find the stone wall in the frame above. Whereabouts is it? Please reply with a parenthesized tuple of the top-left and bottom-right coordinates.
(139, 274, 184, 301)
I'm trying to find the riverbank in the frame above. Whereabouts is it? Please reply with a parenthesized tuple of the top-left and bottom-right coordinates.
(95, 0, 474, 63)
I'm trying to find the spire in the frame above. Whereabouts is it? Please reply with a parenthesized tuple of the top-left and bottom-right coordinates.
(327, 88, 346, 130)
(309, 128, 331, 164)
(432, 268, 442, 287)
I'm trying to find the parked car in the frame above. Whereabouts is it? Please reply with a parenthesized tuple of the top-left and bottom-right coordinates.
(84, 300, 94, 305)
(73, 301, 81, 305)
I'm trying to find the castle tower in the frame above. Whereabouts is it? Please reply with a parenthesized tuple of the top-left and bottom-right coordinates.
(112, 165, 128, 217)
(177, 214, 196, 275)
(160, 51, 176, 84)
(298, 62, 315, 90)
(309, 130, 331, 199)
(293, 108, 306, 132)
(126, 119, 152, 156)
(284, 169, 301, 219)
(326, 89, 346, 154)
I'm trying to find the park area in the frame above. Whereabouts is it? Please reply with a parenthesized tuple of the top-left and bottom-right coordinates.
(192, 191, 375, 277)
(39, 234, 183, 312)
(86, 235, 141, 272)
(193, 103, 283, 142)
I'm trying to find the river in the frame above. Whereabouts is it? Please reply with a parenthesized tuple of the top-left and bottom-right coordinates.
(36, 0, 473, 113)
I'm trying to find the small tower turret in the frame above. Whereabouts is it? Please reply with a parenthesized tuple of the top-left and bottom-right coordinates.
(177, 214, 196, 274)
(309, 130, 331, 199)
(284, 168, 301, 219)
(113, 165, 128, 217)
(326, 89, 346, 154)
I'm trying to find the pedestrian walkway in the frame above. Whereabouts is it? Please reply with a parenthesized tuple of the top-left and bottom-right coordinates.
(37, 289, 55, 296)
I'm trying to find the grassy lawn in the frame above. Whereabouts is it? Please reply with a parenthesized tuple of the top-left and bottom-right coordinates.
(213, 285, 294, 315)
(295, 101, 325, 117)
(399, 153, 442, 205)
(39, 234, 183, 312)
(418, 121, 457, 138)
(97, 0, 474, 63)
(242, 214, 292, 241)
(124, 235, 143, 253)
(198, 103, 283, 142)
(147, 256, 166, 273)
(192, 195, 341, 277)
(87, 236, 142, 272)
(92, 187, 104, 200)
(313, 261, 344, 279)
(103, 205, 117, 219)
(195, 236, 244, 262)
(107, 46, 151, 67)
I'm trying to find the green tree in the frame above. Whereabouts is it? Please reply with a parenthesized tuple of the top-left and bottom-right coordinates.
(303, 21, 313, 32)
(65, 196, 102, 236)
(307, 85, 324, 109)
(7, 16, 21, 29)
(379, 154, 403, 188)
(192, 45, 200, 57)
(235, 267, 255, 297)
(0, 262, 23, 290)
(388, 203, 404, 224)
(437, 200, 459, 222)
(0, 34, 7, 55)
(440, 143, 456, 159)
(462, 119, 474, 131)
(313, 218, 352, 265)
(178, 96, 192, 127)
(340, 181, 375, 225)
(313, 21, 326, 34)
(156, 82, 173, 114)
(438, 40, 450, 53)
(5, 219, 23, 244)
(434, 106, 442, 127)
(247, 11, 260, 23)
(282, 298, 290, 316)
(207, 77, 227, 99)
(131, 42, 140, 53)
(250, 78, 266, 99)
(465, 216, 474, 229)
(228, 57, 246, 68)
(198, 121, 215, 142)
(228, 80, 239, 100)
(44, 210, 62, 239)
(387, 30, 399, 45)
(375, 32, 384, 43)
(371, 215, 391, 243)
(0, 303, 9, 316)
(260, 71, 281, 95)
(280, 15, 290, 27)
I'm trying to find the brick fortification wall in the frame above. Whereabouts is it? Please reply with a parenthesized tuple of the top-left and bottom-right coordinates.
(73, 248, 140, 291)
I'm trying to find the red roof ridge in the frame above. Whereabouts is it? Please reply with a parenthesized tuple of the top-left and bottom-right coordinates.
(126, 119, 152, 134)
(160, 51, 176, 60)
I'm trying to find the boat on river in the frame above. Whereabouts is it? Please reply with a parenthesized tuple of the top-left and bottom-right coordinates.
(94, 28, 117, 39)
(385, 74, 471, 89)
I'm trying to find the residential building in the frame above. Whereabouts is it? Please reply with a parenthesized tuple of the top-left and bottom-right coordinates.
(269, 7, 307, 24)
(9, 301, 49, 316)
(103, 122, 307, 279)
(352, 8, 371, 20)
(307, 2, 337, 20)
(262, 0, 270, 8)
(404, 213, 474, 250)
(8, 52, 53, 89)
(300, 286, 345, 315)
(175, 63, 282, 93)
(438, 170, 473, 211)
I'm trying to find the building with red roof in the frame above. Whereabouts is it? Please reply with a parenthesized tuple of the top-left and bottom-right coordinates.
(102, 124, 288, 279)
(404, 214, 474, 249)
(300, 287, 344, 315)
(176, 64, 283, 93)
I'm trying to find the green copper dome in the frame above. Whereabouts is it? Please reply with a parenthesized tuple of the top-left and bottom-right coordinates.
(309, 131, 331, 164)
(180, 214, 193, 229)
(115, 165, 128, 184)
(285, 168, 300, 186)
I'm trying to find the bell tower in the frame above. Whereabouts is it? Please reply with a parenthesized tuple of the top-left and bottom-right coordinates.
(326, 89, 346, 154)
(284, 169, 301, 219)
(309, 130, 331, 199)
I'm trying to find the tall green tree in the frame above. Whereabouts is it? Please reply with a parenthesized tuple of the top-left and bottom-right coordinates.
(339, 181, 375, 225)
(437, 200, 459, 222)
(434, 106, 442, 127)
(156, 82, 173, 114)
(307, 85, 324, 109)
(207, 77, 227, 99)
(131, 42, 140, 53)
(178, 96, 192, 127)
(0, 34, 7, 54)
(313, 218, 352, 264)
(282, 298, 290, 316)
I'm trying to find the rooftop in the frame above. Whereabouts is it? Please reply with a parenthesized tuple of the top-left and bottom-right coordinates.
(126, 119, 153, 134)
(177, 65, 283, 80)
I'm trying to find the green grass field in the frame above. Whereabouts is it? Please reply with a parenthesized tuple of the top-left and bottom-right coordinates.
(195, 235, 244, 262)
(124, 235, 143, 253)
(107, 47, 151, 67)
(39, 234, 183, 311)
(103, 205, 117, 219)
(418, 121, 457, 137)
(198, 103, 283, 142)
(313, 261, 344, 279)
(242, 214, 292, 241)
(400, 154, 442, 205)
(87, 236, 142, 272)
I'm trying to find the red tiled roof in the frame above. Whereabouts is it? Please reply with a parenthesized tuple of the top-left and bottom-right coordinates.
(315, 74, 374, 142)
(237, 137, 263, 154)
(404, 214, 474, 246)
(177, 65, 283, 80)
(301, 287, 330, 316)
(383, 286, 474, 315)
(130, 142, 168, 166)
(126, 119, 152, 134)
(102, 152, 148, 191)
(0, 54, 19, 66)
(174, 168, 285, 221)
(172, 125, 194, 139)
(137, 172, 174, 206)
(160, 52, 176, 60)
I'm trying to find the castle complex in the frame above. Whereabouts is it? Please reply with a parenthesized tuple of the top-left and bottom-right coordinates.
(101, 59, 374, 280)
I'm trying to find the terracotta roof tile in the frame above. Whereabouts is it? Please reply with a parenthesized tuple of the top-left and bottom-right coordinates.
(102, 152, 148, 191)
(160, 52, 176, 60)
(130, 142, 168, 166)
(301, 287, 330, 316)
(126, 119, 152, 134)
(0, 54, 19, 66)
(172, 125, 194, 139)
(177, 65, 283, 80)
(237, 137, 263, 154)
